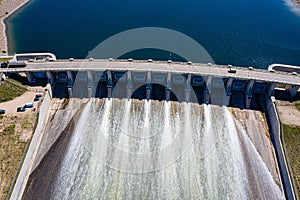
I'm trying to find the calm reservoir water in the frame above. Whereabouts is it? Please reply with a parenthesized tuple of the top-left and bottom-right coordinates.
(6, 0, 300, 69)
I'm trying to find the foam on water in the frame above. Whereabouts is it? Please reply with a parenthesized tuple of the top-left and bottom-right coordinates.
(284, 0, 300, 16)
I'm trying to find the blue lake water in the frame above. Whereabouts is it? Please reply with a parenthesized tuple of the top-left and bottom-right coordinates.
(5, 0, 300, 69)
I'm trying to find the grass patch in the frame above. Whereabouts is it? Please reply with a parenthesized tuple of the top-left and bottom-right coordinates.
(295, 101, 300, 112)
(283, 124, 300, 195)
(0, 57, 11, 62)
(0, 79, 27, 103)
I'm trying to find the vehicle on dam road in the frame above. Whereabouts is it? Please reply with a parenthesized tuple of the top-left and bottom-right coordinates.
(228, 68, 237, 73)
(0, 60, 26, 68)
(0, 109, 5, 114)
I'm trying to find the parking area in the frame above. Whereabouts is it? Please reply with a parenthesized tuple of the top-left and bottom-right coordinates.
(0, 91, 39, 115)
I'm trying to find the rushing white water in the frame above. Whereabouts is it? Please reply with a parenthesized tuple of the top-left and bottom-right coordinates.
(284, 0, 300, 16)
(53, 98, 283, 199)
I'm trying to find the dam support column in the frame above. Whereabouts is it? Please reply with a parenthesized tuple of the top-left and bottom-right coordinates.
(185, 74, 192, 102)
(25, 72, 34, 84)
(127, 71, 132, 100)
(225, 78, 233, 106)
(245, 80, 255, 109)
(67, 71, 74, 98)
(267, 83, 276, 97)
(46, 71, 55, 93)
(204, 76, 212, 104)
(146, 72, 152, 100)
(286, 85, 299, 98)
(107, 71, 113, 99)
(46, 71, 55, 85)
(67, 87, 73, 98)
(165, 72, 172, 101)
(87, 71, 94, 98)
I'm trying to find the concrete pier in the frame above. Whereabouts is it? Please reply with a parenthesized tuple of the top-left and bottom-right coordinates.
(165, 72, 172, 101)
(87, 71, 94, 98)
(146, 72, 152, 100)
(127, 71, 132, 100)
(107, 71, 113, 99)
(286, 85, 299, 98)
(204, 76, 212, 104)
(246, 80, 255, 109)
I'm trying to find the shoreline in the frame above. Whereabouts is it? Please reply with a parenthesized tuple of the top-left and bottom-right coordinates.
(0, 0, 31, 56)
(294, 0, 300, 7)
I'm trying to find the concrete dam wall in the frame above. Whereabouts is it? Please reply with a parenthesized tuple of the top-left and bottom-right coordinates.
(49, 70, 271, 111)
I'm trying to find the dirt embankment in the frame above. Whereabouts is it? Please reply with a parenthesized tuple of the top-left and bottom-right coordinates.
(276, 101, 300, 127)
(0, 113, 34, 199)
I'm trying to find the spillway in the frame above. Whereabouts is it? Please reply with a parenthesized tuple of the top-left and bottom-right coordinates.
(23, 98, 283, 199)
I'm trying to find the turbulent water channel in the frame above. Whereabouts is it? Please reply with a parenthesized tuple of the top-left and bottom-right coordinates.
(24, 98, 283, 199)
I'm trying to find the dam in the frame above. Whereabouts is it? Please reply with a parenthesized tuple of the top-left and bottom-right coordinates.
(1, 58, 300, 108)
(2, 57, 299, 199)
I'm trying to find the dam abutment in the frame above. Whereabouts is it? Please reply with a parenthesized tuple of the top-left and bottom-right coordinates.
(265, 96, 297, 200)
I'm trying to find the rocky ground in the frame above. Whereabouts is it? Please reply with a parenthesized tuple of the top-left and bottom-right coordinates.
(277, 100, 300, 127)
(0, 113, 34, 200)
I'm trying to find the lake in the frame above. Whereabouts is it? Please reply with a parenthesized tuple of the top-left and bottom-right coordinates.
(5, 0, 300, 69)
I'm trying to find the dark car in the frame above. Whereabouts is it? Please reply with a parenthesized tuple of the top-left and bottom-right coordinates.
(0, 109, 5, 114)
(34, 97, 41, 101)
(0, 62, 8, 68)
(228, 68, 237, 73)
(34, 94, 43, 101)
(35, 93, 43, 98)
(17, 107, 26, 112)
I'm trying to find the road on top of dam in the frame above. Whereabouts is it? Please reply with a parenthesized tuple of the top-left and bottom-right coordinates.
(1, 60, 300, 86)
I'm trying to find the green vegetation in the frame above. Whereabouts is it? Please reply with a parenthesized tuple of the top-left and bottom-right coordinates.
(295, 101, 300, 112)
(0, 57, 11, 62)
(0, 79, 27, 103)
(283, 124, 300, 195)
